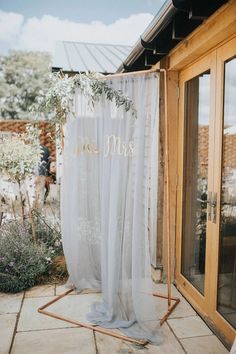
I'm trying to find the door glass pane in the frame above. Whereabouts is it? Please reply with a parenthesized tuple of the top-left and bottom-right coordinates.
(217, 57, 236, 329)
(181, 71, 211, 295)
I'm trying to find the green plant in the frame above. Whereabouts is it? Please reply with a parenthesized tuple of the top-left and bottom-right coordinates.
(34, 71, 137, 125)
(0, 220, 50, 293)
(0, 51, 51, 120)
(0, 124, 43, 220)
(30, 210, 67, 282)
(32, 210, 63, 257)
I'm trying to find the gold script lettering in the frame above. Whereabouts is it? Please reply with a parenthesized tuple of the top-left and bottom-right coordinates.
(74, 137, 99, 155)
(104, 135, 134, 157)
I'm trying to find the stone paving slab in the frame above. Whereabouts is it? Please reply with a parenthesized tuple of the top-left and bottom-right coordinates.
(180, 335, 229, 354)
(25, 285, 55, 298)
(152, 283, 183, 298)
(17, 296, 76, 332)
(11, 327, 96, 354)
(54, 283, 195, 321)
(49, 292, 102, 324)
(168, 298, 196, 319)
(153, 283, 197, 318)
(55, 284, 77, 295)
(153, 295, 196, 320)
(55, 283, 195, 322)
(0, 283, 230, 353)
(0, 292, 23, 314)
(95, 323, 185, 354)
(18, 293, 102, 332)
(168, 316, 212, 339)
(55, 283, 101, 296)
(0, 313, 17, 354)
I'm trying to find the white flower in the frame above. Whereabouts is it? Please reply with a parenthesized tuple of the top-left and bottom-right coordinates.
(0, 127, 42, 182)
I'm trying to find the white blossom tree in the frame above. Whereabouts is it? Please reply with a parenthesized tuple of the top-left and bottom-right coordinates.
(0, 125, 43, 219)
(0, 51, 51, 120)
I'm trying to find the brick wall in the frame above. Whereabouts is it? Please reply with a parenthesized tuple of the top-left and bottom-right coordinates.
(198, 126, 236, 178)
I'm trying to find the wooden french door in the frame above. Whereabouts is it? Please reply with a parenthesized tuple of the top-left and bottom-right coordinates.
(176, 36, 236, 346)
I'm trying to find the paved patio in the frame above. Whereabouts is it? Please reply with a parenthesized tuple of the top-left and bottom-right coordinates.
(0, 283, 229, 354)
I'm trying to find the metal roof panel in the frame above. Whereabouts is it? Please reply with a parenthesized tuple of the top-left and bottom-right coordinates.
(52, 41, 70, 70)
(52, 41, 133, 74)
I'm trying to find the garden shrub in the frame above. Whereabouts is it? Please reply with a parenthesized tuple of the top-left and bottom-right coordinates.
(31, 212, 67, 280)
(0, 220, 50, 293)
(32, 211, 63, 257)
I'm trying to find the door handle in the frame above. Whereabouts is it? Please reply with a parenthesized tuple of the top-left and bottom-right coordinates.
(200, 191, 217, 223)
(212, 192, 217, 223)
(197, 198, 215, 206)
(207, 191, 212, 222)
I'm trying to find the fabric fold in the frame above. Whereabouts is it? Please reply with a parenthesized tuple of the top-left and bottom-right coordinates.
(61, 72, 162, 344)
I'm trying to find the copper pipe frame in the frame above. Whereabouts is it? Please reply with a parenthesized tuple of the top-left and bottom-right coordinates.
(38, 288, 147, 346)
(42, 68, 180, 344)
(153, 292, 180, 325)
(38, 288, 180, 345)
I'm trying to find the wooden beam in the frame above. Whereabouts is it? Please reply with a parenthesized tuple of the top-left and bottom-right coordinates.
(189, 8, 208, 20)
(144, 52, 162, 67)
(188, 2, 211, 20)
(168, 0, 236, 70)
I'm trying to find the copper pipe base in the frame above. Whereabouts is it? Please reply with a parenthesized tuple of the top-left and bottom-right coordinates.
(153, 293, 181, 325)
(38, 288, 180, 345)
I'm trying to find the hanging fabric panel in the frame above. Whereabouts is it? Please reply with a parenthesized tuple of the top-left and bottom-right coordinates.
(61, 72, 162, 343)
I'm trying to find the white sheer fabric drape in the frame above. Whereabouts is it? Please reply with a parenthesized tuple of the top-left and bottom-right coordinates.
(61, 72, 162, 343)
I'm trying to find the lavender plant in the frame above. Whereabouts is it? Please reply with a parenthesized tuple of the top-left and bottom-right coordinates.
(0, 214, 63, 293)
(0, 221, 49, 292)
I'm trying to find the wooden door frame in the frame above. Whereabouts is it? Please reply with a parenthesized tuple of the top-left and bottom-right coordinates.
(208, 36, 236, 345)
(175, 52, 217, 316)
(175, 36, 236, 347)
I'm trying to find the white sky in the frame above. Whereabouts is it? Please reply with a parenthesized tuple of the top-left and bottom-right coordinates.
(0, 10, 154, 54)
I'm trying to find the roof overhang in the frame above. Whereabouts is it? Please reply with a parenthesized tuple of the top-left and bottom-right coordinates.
(117, 0, 229, 72)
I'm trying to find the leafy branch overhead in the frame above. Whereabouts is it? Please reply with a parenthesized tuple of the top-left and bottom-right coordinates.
(0, 51, 136, 122)
(34, 72, 137, 124)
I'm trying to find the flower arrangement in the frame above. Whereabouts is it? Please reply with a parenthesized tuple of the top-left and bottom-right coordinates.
(34, 72, 137, 125)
